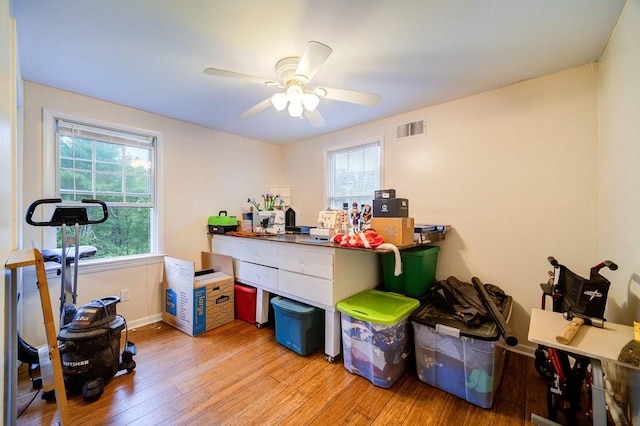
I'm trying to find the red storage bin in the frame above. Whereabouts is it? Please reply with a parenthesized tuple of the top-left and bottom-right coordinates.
(234, 283, 257, 324)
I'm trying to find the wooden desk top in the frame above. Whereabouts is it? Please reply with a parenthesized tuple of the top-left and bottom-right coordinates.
(5, 248, 38, 269)
(528, 308, 639, 370)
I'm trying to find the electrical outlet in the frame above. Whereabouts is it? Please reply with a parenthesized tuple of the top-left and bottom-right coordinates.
(120, 288, 130, 302)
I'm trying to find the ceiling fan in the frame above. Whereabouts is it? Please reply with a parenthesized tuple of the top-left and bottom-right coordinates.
(203, 41, 380, 127)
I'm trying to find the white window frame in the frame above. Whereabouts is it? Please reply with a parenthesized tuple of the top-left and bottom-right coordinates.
(323, 136, 384, 210)
(42, 109, 164, 270)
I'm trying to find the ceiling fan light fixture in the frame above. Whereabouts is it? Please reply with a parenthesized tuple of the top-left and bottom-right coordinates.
(271, 93, 288, 111)
(286, 84, 304, 104)
(288, 100, 304, 118)
(302, 92, 320, 112)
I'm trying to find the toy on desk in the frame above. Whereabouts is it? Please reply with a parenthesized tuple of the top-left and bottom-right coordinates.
(351, 202, 360, 230)
(360, 204, 372, 230)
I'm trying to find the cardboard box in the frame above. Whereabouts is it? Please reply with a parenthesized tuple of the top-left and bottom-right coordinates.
(371, 217, 415, 246)
(163, 252, 235, 336)
(373, 198, 409, 217)
(374, 189, 396, 199)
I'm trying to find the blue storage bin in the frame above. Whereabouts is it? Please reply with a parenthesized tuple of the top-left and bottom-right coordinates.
(270, 297, 324, 356)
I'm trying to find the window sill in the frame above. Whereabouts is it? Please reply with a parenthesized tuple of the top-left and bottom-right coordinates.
(44, 253, 165, 278)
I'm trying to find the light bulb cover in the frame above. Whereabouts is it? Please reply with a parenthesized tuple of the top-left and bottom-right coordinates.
(286, 84, 304, 103)
(288, 101, 304, 118)
(271, 93, 288, 111)
(302, 92, 320, 112)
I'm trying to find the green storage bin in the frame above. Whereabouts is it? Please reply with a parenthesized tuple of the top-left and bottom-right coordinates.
(381, 246, 440, 298)
(337, 289, 420, 324)
(337, 289, 420, 387)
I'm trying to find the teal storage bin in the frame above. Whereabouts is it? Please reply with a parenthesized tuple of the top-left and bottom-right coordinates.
(381, 246, 440, 297)
(270, 297, 324, 356)
(337, 290, 419, 388)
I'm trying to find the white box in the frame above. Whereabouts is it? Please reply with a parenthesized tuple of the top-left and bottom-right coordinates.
(163, 252, 235, 336)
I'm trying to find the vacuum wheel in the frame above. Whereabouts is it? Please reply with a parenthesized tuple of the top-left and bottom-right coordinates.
(82, 378, 104, 402)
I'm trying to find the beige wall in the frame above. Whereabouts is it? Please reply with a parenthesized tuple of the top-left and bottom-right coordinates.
(598, 0, 640, 325)
(0, 0, 15, 412)
(20, 82, 282, 345)
(283, 65, 601, 350)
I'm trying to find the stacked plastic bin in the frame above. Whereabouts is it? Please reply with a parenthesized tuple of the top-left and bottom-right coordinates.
(381, 246, 440, 297)
(337, 289, 419, 388)
(411, 295, 512, 408)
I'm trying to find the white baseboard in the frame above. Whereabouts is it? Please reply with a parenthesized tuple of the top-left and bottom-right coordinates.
(504, 342, 536, 358)
(124, 313, 163, 330)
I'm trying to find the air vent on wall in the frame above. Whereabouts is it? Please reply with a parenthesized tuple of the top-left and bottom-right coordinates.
(395, 119, 425, 139)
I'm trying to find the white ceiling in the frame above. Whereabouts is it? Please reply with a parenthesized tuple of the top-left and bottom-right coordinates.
(12, 1, 625, 145)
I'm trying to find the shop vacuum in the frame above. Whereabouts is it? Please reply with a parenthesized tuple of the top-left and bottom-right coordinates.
(56, 296, 137, 401)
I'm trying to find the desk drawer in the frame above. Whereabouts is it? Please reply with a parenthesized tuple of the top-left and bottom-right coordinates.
(278, 247, 333, 280)
(278, 270, 333, 306)
(240, 241, 278, 267)
(236, 261, 278, 291)
(211, 236, 240, 259)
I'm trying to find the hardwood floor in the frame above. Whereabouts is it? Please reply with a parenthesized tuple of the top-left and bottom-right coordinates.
(16, 319, 583, 425)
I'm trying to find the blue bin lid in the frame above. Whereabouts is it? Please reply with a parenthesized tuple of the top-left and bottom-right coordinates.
(270, 296, 317, 315)
(336, 289, 419, 325)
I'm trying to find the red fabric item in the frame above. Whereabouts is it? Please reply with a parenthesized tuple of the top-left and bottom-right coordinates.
(331, 229, 384, 248)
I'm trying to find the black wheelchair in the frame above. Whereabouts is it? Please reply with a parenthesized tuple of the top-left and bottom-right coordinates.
(535, 256, 617, 422)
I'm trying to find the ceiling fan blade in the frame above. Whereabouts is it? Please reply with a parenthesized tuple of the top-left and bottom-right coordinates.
(204, 68, 280, 86)
(240, 98, 273, 118)
(318, 86, 381, 106)
(295, 41, 332, 83)
(304, 109, 326, 128)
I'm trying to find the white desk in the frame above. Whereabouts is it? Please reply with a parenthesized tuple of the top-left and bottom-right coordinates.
(528, 308, 638, 425)
(211, 234, 380, 362)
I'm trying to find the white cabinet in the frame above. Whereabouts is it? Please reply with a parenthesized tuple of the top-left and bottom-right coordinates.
(278, 270, 333, 306)
(240, 240, 278, 267)
(211, 234, 380, 361)
(235, 261, 278, 292)
(278, 245, 333, 280)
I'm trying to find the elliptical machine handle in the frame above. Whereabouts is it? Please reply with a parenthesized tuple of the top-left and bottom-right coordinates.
(25, 198, 63, 226)
(81, 199, 109, 225)
(25, 198, 109, 226)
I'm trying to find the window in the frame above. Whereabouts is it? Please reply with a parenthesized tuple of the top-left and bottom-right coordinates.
(326, 140, 382, 210)
(43, 111, 160, 260)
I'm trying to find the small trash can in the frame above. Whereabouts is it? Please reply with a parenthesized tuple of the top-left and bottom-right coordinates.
(337, 289, 420, 388)
(381, 246, 440, 297)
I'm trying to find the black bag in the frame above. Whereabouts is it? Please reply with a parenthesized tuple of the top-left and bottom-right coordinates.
(430, 276, 506, 326)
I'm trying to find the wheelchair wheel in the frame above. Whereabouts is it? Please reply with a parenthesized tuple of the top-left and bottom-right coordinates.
(535, 348, 555, 382)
